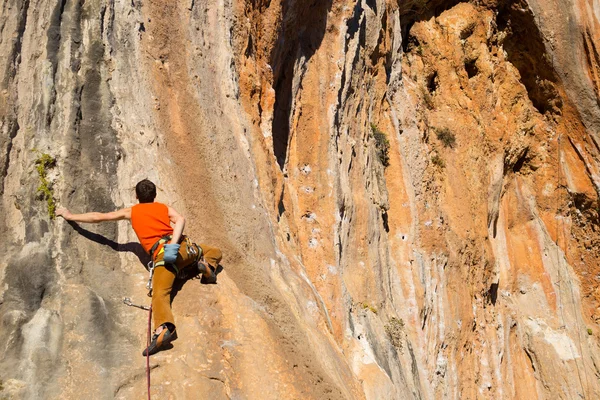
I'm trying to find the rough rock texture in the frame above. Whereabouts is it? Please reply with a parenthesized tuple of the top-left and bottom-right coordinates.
(1, 0, 599, 399)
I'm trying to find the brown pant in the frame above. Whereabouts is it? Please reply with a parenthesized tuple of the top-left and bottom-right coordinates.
(152, 242, 222, 330)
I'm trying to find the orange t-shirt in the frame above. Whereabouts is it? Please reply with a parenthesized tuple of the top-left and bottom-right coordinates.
(131, 202, 173, 256)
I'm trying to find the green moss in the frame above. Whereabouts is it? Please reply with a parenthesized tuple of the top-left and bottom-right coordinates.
(370, 123, 390, 167)
(35, 152, 57, 219)
(359, 302, 378, 315)
(435, 127, 456, 148)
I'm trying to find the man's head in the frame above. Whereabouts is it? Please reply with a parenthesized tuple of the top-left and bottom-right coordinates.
(136, 179, 156, 203)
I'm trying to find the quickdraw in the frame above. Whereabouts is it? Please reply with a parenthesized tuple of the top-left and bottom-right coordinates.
(146, 260, 155, 297)
(122, 297, 150, 311)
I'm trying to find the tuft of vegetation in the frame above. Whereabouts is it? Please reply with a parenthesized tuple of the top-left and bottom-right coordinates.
(401, 0, 430, 14)
(421, 87, 434, 109)
(431, 153, 445, 168)
(359, 302, 378, 315)
(435, 127, 456, 148)
(588, 328, 593, 336)
(35, 152, 57, 219)
(385, 317, 405, 352)
(371, 123, 390, 167)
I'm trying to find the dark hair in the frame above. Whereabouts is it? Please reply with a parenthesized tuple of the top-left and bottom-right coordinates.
(136, 179, 156, 203)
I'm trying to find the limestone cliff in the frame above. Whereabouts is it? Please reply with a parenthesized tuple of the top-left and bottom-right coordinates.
(1, 0, 600, 399)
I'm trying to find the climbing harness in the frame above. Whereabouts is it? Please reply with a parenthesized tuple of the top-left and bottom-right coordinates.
(145, 235, 204, 297)
(148, 234, 173, 268)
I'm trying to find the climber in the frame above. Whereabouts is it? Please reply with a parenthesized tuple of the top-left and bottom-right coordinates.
(56, 179, 222, 356)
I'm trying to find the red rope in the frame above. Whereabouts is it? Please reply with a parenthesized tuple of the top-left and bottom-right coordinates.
(147, 306, 152, 400)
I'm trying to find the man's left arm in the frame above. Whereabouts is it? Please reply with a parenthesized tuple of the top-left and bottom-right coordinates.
(56, 207, 132, 223)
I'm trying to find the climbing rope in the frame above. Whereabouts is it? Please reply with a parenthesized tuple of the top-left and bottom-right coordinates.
(555, 133, 590, 399)
(147, 305, 153, 400)
(122, 298, 153, 399)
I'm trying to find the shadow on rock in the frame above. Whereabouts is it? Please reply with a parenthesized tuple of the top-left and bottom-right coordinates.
(67, 221, 151, 267)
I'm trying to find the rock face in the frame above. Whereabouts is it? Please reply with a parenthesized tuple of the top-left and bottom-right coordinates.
(1, 0, 599, 399)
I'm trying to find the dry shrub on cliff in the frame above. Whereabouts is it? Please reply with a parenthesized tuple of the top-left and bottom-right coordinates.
(435, 127, 456, 148)
(385, 317, 405, 352)
(416, 44, 424, 56)
(431, 153, 445, 168)
(400, 0, 430, 15)
(370, 123, 390, 167)
(421, 87, 434, 109)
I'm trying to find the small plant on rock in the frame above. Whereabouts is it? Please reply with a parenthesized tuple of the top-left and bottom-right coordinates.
(371, 123, 390, 168)
(421, 87, 434, 109)
(35, 152, 57, 219)
(385, 317, 405, 352)
(359, 302, 378, 314)
(435, 127, 456, 148)
(431, 153, 445, 168)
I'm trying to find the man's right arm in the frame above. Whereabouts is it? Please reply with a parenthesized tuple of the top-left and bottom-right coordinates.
(56, 207, 132, 223)
(167, 206, 185, 244)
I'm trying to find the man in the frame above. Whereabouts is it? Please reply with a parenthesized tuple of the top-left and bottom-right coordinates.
(56, 179, 222, 356)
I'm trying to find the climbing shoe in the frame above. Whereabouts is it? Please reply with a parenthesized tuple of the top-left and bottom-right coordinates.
(198, 260, 217, 284)
(200, 263, 217, 284)
(201, 271, 217, 284)
(142, 324, 177, 356)
(197, 259, 208, 274)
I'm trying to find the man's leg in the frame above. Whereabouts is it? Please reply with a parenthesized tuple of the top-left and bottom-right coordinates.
(200, 244, 222, 268)
(152, 266, 176, 330)
(199, 244, 222, 282)
(143, 265, 178, 356)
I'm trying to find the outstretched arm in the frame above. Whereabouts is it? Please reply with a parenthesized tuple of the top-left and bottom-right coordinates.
(167, 206, 185, 244)
(56, 207, 132, 223)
